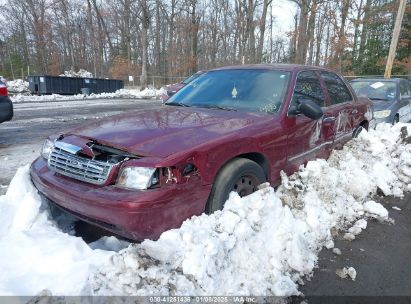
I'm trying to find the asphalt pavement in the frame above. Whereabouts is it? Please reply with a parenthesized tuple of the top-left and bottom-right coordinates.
(0, 98, 160, 192)
(0, 98, 160, 146)
(292, 194, 411, 303)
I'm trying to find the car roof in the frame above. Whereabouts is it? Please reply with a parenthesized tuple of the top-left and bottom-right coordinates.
(211, 63, 332, 73)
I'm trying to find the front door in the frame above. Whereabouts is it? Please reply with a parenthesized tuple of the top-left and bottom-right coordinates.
(284, 70, 336, 175)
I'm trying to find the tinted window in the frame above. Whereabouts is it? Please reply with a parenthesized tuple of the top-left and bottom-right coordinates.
(293, 70, 324, 107)
(320, 71, 352, 105)
(167, 69, 291, 113)
(400, 81, 411, 97)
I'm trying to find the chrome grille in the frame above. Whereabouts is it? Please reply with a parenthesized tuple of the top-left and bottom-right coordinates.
(48, 148, 114, 185)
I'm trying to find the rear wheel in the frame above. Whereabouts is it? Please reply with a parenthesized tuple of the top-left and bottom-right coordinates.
(205, 158, 266, 213)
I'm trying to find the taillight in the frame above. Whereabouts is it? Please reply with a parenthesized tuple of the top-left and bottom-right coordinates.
(0, 84, 7, 96)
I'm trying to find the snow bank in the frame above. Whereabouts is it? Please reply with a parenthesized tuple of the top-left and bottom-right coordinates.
(6, 79, 29, 93)
(1, 123, 410, 296)
(60, 69, 93, 78)
(87, 87, 165, 99)
(10, 87, 165, 103)
(90, 123, 411, 296)
(0, 166, 128, 295)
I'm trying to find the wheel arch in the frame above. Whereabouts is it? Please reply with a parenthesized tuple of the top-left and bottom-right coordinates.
(359, 119, 369, 130)
(353, 119, 369, 138)
(209, 152, 270, 184)
(236, 152, 269, 180)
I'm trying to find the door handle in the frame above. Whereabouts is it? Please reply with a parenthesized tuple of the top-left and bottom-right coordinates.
(323, 116, 336, 123)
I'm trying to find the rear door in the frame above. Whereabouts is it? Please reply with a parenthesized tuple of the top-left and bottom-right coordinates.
(319, 71, 356, 148)
(284, 70, 336, 174)
(399, 80, 411, 122)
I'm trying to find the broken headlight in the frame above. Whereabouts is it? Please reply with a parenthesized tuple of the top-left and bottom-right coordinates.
(117, 167, 159, 190)
(41, 139, 54, 159)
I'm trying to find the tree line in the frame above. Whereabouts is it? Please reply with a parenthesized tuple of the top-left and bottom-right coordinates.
(0, 0, 409, 88)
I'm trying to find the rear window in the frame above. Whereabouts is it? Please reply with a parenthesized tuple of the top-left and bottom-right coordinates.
(320, 71, 352, 105)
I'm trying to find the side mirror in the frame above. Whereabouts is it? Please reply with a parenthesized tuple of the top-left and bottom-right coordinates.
(296, 99, 323, 120)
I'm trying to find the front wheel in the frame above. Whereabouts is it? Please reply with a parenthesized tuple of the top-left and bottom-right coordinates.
(205, 158, 266, 213)
(393, 114, 399, 125)
(353, 125, 364, 138)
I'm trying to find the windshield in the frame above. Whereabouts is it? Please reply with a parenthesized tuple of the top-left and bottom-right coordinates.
(351, 81, 397, 101)
(167, 69, 291, 114)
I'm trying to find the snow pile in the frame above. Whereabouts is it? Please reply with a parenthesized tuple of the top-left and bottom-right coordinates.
(10, 87, 165, 103)
(363, 201, 389, 218)
(92, 187, 311, 296)
(6, 79, 29, 93)
(336, 267, 357, 280)
(0, 166, 128, 295)
(60, 69, 93, 78)
(90, 123, 411, 296)
(87, 87, 165, 99)
(348, 219, 367, 236)
(11, 93, 80, 103)
(0, 123, 410, 296)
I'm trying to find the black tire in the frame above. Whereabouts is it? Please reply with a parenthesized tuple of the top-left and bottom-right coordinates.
(353, 125, 364, 138)
(205, 158, 266, 213)
(393, 114, 399, 125)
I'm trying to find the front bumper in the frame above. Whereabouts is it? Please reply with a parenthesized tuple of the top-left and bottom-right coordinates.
(371, 116, 395, 128)
(30, 157, 211, 240)
(372, 108, 398, 126)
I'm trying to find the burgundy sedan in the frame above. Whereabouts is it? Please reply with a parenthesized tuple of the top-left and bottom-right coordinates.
(30, 64, 373, 240)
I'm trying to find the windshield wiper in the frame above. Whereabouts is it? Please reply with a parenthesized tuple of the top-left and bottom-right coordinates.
(166, 102, 190, 107)
(195, 104, 238, 111)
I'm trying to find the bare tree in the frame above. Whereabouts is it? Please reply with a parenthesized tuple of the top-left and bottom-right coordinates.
(0, 0, 408, 84)
(257, 0, 273, 62)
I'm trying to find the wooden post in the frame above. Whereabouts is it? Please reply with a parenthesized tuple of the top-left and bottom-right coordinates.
(384, 0, 407, 79)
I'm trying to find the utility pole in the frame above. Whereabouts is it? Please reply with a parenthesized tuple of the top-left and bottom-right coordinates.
(384, 0, 407, 78)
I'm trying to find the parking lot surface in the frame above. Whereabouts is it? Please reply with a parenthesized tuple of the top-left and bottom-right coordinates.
(0, 98, 160, 193)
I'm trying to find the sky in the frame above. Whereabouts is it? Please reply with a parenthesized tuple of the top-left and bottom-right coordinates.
(271, 0, 298, 37)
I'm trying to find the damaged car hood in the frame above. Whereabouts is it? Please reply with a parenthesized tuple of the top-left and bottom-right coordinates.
(63, 105, 274, 158)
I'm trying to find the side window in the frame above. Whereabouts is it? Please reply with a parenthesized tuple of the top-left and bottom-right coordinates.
(400, 81, 411, 98)
(320, 71, 353, 105)
(293, 70, 324, 108)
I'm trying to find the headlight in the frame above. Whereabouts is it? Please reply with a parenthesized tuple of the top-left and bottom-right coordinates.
(374, 110, 391, 119)
(41, 139, 54, 159)
(117, 167, 158, 190)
